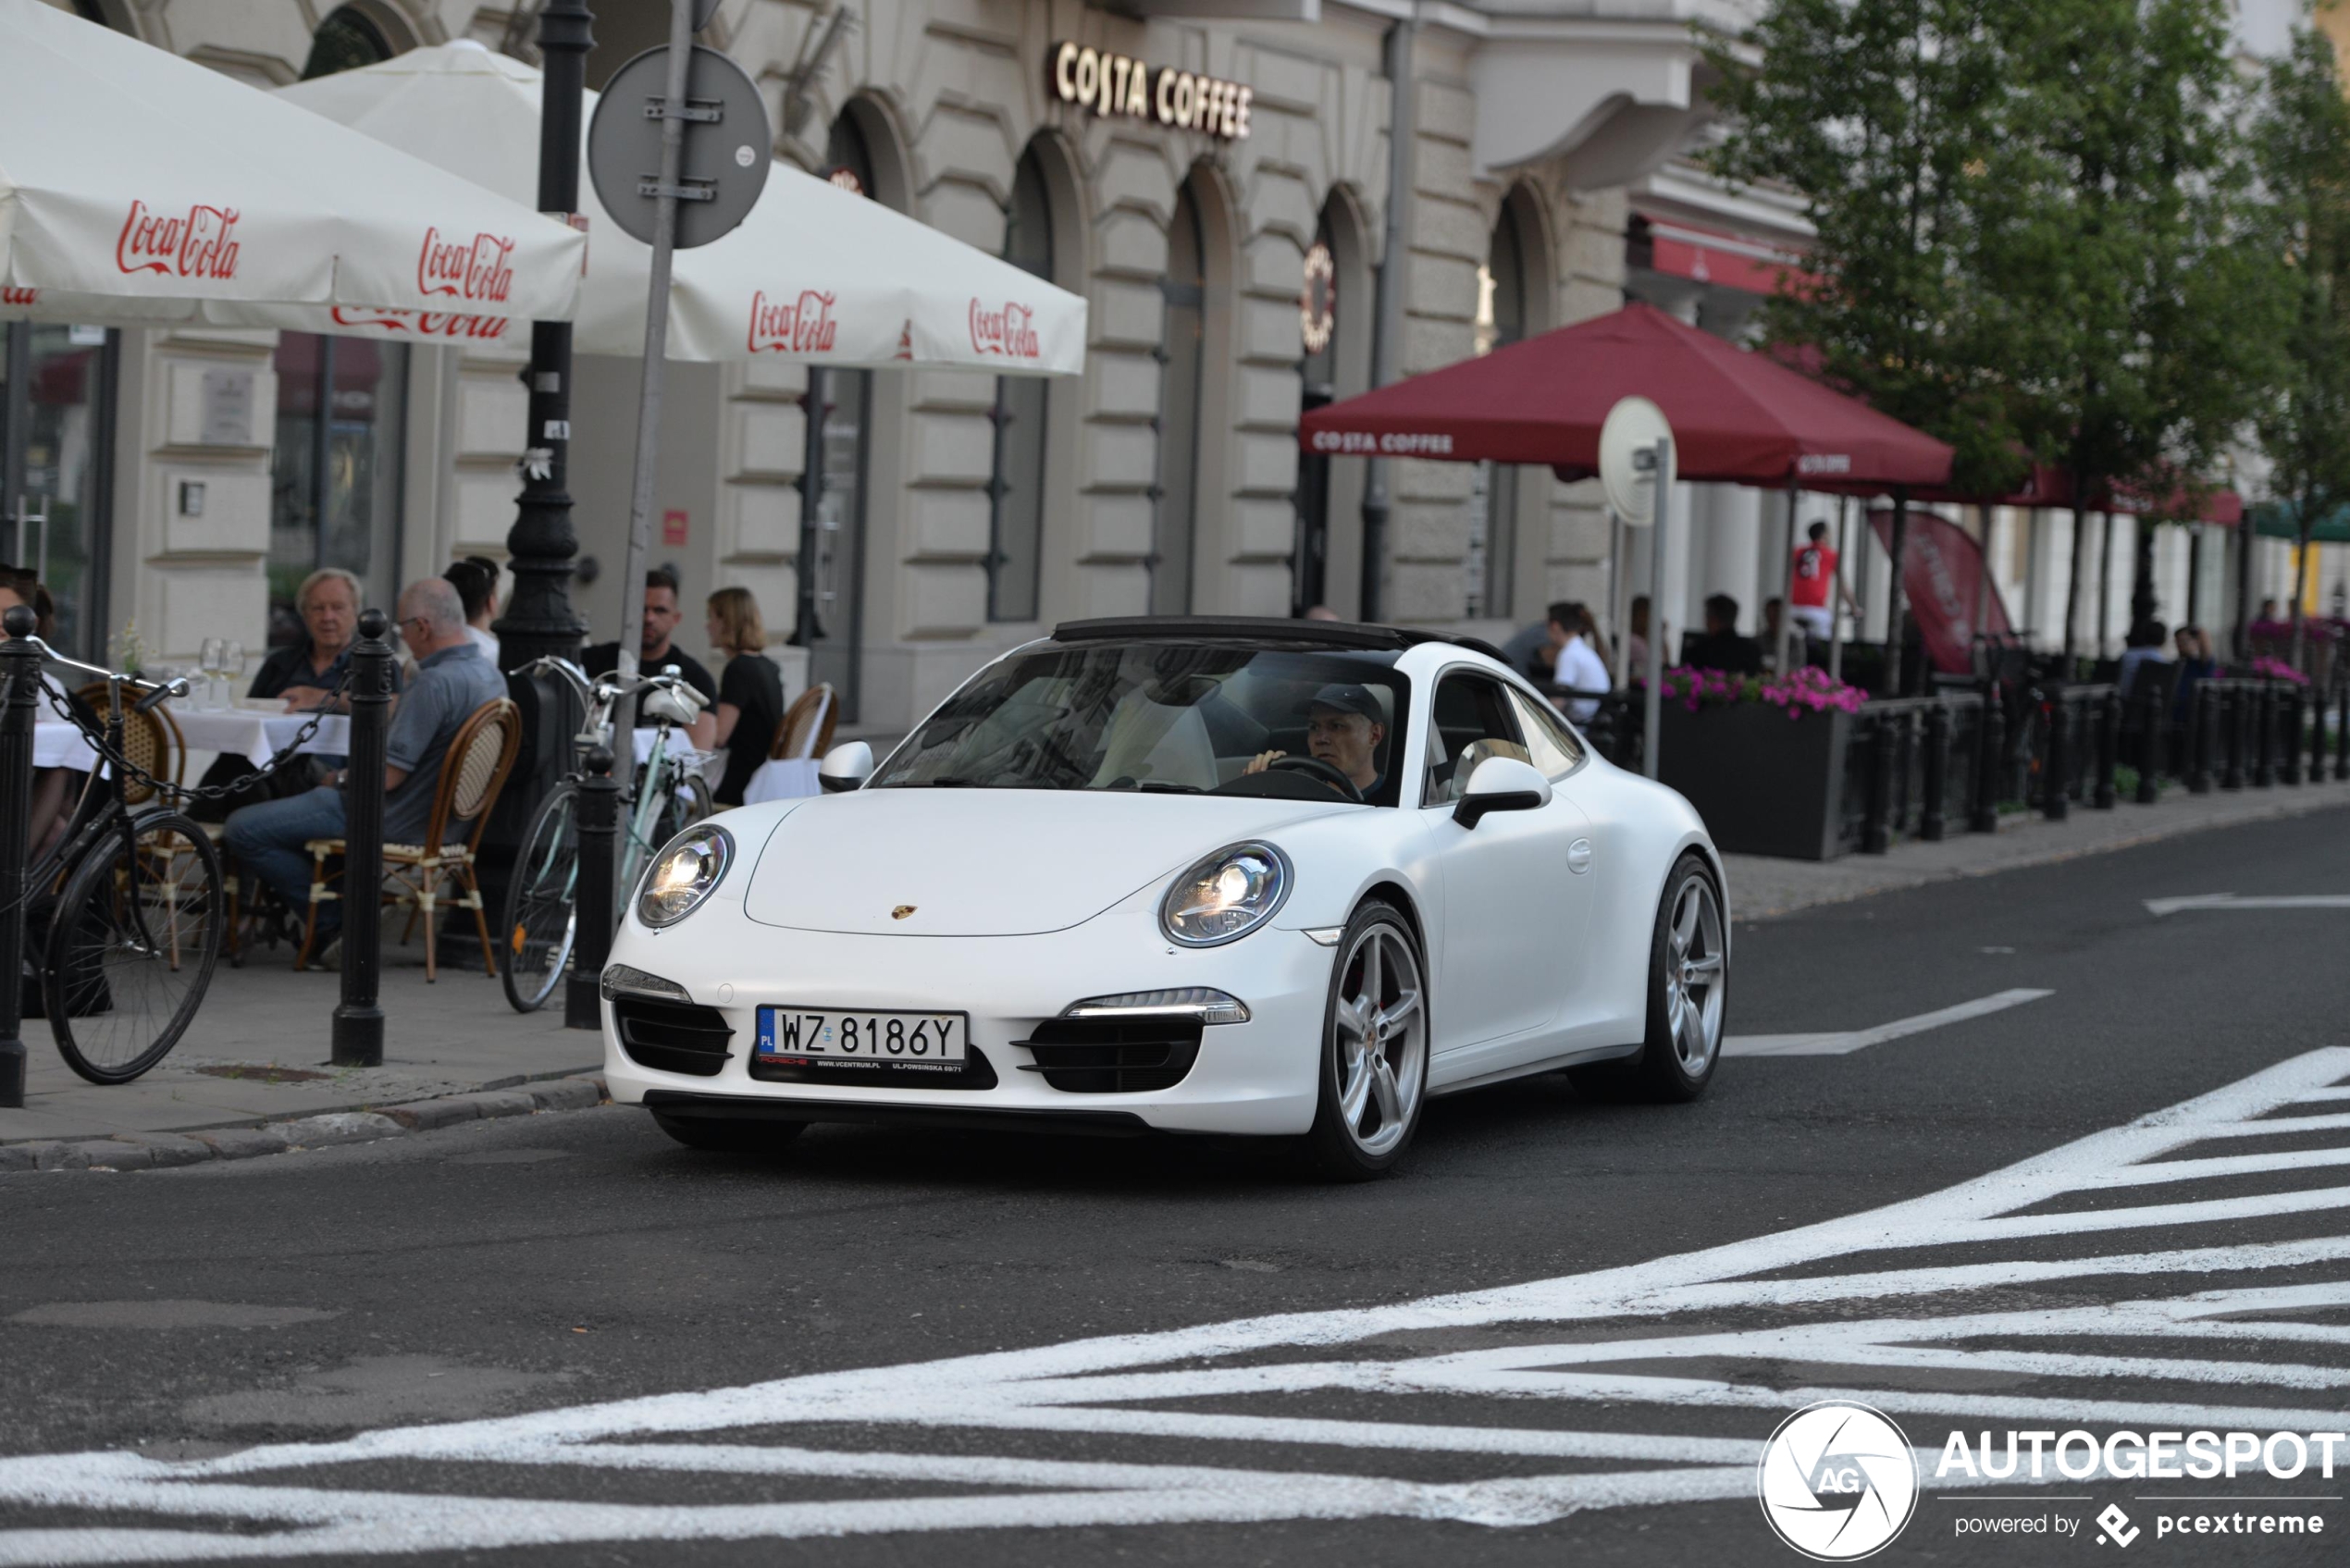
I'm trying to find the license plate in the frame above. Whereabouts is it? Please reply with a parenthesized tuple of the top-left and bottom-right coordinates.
(755, 1006, 968, 1064)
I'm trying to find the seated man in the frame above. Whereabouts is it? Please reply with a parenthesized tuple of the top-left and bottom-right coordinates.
(1243, 684, 1388, 798)
(224, 578, 506, 956)
(1679, 593, 1764, 675)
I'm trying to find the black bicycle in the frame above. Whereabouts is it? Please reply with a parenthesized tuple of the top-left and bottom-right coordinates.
(20, 645, 224, 1084)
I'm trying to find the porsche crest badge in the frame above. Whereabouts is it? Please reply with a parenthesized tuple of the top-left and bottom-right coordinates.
(891, 905, 917, 920)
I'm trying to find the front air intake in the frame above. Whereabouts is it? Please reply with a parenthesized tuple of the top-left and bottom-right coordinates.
(612, 995, 735, 1078)
(1016, 1016, 1204, 1093)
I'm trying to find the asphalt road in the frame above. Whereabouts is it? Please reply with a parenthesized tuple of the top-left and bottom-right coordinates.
(6, 801, 2350, 1566)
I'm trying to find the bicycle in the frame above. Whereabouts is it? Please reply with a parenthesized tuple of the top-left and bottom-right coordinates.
(499, 659, 712, 1013)
(15, 645, 224, 1084)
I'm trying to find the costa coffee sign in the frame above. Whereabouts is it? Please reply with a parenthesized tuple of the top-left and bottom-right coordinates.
(418, 228, 515, 304)
(970, 299, 1041, 360)
(1049, 43, 1252, 142)
(117, 201, 241, 280)
(748, 289, 839, 354)
(329, 306, 513, 341)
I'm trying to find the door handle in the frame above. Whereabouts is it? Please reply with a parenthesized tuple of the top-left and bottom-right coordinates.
(1567, 837, 1594, 875)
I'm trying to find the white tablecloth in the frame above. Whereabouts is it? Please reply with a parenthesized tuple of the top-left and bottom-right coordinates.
(742, 757, 822, 804)
(33, 719, 98, 772)
(168, 705, 352, 766)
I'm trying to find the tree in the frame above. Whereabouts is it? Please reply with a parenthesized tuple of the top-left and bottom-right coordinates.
(1704, 0, 2035, 689)
(1988, 0, 2279, 663)
(2248, 28, 2350, 669)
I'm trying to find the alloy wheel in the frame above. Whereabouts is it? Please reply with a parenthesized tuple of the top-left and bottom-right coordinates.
(1330, 921, 1427, 1158)
(1664, 874, 1725, 1075)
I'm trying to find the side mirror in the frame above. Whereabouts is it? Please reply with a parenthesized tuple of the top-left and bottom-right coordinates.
(819, 739, 873, 794)
(1453, 755, 1552, 829)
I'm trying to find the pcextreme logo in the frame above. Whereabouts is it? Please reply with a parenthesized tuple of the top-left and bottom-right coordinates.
(1757, 1401, 1920, 1561)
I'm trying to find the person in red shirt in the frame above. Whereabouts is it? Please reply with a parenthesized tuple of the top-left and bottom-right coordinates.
(1788, 520, 1858, 645)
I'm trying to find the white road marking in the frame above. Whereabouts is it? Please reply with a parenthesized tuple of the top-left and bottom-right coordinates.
(1722, 986, 2053, 1057)
(2146, 893, 2350, 916)
(6, 1047, 2350, 1560)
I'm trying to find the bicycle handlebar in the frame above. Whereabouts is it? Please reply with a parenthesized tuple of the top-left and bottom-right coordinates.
(131, 676, 192, 716)
(22, 636, 117, 683)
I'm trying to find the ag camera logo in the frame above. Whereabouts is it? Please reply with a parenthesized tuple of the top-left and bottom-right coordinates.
(1758, 1401, 1920, 1561)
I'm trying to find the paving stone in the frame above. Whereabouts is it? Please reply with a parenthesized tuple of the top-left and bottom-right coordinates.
(0, 1142, 46, 1172)
(188, 1127, 293, 1159)
(119, 1133, 216, 1168)
(379, 1098, 482, 1131)
(32, 1142, 91, 1170)
(446, 1091, 538, 1123)
(274, 1112, 402, 1148)
(76, 1141, 155, 1171)
(525, 1078, 604, 1113)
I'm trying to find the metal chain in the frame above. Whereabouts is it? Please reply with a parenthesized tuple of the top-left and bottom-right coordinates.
(40, 670, 355, 805)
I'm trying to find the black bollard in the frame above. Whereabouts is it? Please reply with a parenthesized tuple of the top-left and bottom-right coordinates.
(1972, 686, 2004, 833)
(565, 745, 620, 1030)
(2188, 683, 2215, 794)
(1861, 713, 1895, 854)
(2093, 689, 2121, 809)
(2312, 683, 2330, 784)
(2221, 683, 2246, 790)
(2043, 688, 2071, 821)
(0, 605, 36, 1108)
(2282, 686, 2305, 786)
(1921, 700, 1950, 842)
(2136, 681, 2163, 804)
(2254, 680, 2277, 787)
(2338, 682, 2348, 782)
(331, 610, 395, 1068)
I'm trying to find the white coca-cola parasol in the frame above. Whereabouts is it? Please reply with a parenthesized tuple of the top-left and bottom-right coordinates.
(277, 42, 1086, 374)
(0, 0, 585, 334)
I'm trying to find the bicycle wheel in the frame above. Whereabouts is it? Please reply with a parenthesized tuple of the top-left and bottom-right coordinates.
(656, 769, 713, 845)
(501, 781, 579, 1014)
(47, 811, 224, 1085)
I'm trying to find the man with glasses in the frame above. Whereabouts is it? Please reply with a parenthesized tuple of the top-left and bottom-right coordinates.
(1243, 684, 1389, 797)
(225, 578, 504, 961)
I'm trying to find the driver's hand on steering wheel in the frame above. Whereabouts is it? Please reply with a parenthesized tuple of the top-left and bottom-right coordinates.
(1243, 749, 1286, 775)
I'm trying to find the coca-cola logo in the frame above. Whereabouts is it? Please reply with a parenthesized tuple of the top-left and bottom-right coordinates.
(748, 290, 839, 354)
(417, 228, 515, 304)
(0, 287, 34, 307)
(328, 306, 512, 341)
(970, 298, 1040, 360)
(116, 201, 241, 280)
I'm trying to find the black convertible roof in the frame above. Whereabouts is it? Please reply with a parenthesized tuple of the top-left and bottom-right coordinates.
(1051, 615, 1508, 663)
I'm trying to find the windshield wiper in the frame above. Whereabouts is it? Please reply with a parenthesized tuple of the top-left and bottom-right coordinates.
(1132, 780, 1205, 794)
(892, 776, 985, 787)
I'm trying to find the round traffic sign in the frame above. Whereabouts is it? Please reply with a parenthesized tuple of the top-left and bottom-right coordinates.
(588, 43, 771, 250)
(1599, 395, 1675, 525)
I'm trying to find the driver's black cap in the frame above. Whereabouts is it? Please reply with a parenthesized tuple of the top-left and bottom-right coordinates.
(1298, 683, 1384, 722)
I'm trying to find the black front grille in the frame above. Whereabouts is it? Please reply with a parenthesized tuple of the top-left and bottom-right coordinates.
(613, 995, 735, 1078)
(1018, 1016, 1204, 1093)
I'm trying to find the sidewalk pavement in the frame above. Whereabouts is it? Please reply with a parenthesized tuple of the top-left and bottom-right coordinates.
(1726, 776, 2350, 920)
(0, 938, 603, 1150)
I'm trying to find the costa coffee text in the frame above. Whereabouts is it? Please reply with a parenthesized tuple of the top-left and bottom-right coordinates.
(417, 228, 515, 304)
(748, 290, 840, 354)
(970, 299, 1041, 360)
(1050, 43, 1252, 141)
(116, 201, 241, 280)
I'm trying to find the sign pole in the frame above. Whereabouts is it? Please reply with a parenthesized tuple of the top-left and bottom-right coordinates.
(1644, 437, 1671, 780)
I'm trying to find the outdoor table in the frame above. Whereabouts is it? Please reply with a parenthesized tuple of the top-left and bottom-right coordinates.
(32, 717, 99, 772)
(741, 758, 822, 805)
(168, 702, 352, 766)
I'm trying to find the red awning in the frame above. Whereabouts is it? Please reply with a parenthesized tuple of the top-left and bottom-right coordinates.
(1297, 302, 1953, 489)
(1637, 214, 1819, 298)
(1841, 462, 2243, 525)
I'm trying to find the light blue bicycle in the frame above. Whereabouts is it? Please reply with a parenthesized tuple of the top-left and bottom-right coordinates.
(499, 658, 711, 1013)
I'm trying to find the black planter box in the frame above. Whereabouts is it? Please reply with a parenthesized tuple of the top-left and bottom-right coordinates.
(1658, 702, 1853, 860)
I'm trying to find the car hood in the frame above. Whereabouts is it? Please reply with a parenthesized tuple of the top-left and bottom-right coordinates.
(742, 788, 1357, 936)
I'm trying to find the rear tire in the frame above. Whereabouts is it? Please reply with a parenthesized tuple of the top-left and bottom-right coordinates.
(650, 1112, 806, 1154)
(1301, 900, 1429, 1180)
(1571, 853, 1725, 1103)
(47, 813, 223, 1085)
(501, 782, 578, 1014)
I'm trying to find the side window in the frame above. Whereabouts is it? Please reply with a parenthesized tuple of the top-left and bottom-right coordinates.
(1422, 673, 1530, 804)
(1507, 686, 1587, 779)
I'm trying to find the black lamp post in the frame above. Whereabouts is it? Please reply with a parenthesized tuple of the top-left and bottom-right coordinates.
(492, 0, 593, 671)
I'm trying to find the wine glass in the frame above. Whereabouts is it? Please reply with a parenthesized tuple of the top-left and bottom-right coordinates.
(197, 637, 225, 710)
(221, 640, 244, 709)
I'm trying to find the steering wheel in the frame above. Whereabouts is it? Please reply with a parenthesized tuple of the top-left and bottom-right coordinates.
(1268, 754, 1364, 803)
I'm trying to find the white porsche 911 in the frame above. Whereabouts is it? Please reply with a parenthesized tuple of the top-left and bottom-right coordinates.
(600, 616, 1728, 1179)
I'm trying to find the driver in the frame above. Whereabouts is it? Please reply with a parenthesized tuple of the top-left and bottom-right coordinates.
(1244, 684, 1387, 797)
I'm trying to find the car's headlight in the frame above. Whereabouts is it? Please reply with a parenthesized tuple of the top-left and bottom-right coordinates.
(1160, 841, 1292, 947)
(637, 824, 734, 928)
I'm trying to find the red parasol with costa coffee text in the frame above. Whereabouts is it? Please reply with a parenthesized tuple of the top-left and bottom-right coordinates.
(0, 0, 584, 334)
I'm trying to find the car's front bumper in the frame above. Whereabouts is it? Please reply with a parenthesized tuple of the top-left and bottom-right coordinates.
(601, 901, 1336, 1136)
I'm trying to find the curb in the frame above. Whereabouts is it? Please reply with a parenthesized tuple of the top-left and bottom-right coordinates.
(0, 1075, 610, 1174)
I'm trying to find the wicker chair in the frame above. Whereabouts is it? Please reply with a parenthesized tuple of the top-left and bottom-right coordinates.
(770, 681, 838, 760)
(70, 680, 182, 804)
(296, 698, 522, 981)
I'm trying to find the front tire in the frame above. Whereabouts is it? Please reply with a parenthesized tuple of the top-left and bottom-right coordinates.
(501, 782, 578, 1015)
(651, 1112, 806, 1154)
(1302, 900, 1429, 1180)
(1575, 853, 1725, 1102)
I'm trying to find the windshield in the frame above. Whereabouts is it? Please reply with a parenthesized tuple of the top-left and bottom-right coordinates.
(869, 642, 1412, 806)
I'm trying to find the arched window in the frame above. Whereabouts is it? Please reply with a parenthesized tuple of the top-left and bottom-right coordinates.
(987, 147, 1054, 622)
(301, 6, 393, 80)
(1466, 200, 1531, 619)
(1153, 181, 1207, 616)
